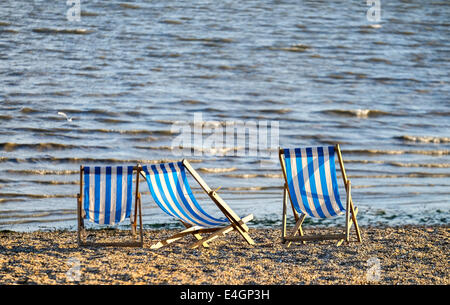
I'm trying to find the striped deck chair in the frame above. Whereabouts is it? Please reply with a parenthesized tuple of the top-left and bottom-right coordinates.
(279, 144, 362, 246)
(140, 160, 255, 249)
(77, 165, 143, 247)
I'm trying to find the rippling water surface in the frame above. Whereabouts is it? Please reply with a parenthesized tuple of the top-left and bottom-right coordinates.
(0, 0, 449, 231)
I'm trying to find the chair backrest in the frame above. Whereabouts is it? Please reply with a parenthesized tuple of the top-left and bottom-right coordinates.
(142, 161, 228, 227)
(83, 166, 134, 225)
(282, 146, 346, 218)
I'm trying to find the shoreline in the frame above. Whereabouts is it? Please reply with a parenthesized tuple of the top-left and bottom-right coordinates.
(0, 225, 448, 285)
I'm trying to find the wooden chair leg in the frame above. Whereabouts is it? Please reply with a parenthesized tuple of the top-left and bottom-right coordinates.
(345, 181, 351, 243)
(337, 206, 359, 246)
(286, 214, 306, 248)
(180, 220, 210, 248)
(190, 214, 254, 249)
(350, 202, 362, 243)
(281, 186, 288, 243)
(150, 226, 204, 249)
(190, 226, 235, 249)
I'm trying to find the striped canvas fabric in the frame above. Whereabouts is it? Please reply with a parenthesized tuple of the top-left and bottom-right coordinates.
(83, 166, 134, 225)
(142, 162, 229, 227)
(283, 146, 346, 218)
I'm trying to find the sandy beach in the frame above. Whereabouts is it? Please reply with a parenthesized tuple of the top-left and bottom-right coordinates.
(0, 225, 448, 285)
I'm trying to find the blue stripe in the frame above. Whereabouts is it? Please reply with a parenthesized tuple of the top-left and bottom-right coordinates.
(160, 163, 203, 226)
(115, 166, 123, 223)
(168, 163, 221, 226)
(178, 162, 227, 224)
(283, 149, 301, 213)
(150, 164, 183, 219)
(284, 149, 304, 214)
(328, 146, 345, 211)
(294, 148, 315, 217)
(94, 167, 101, 223)
(305, 148, 326, 218)
(104, 166, 112, 224)
(317, 147, 337, 216)
(83, 167, 90, 220)
(143, 166, 174, 217)
(125, 166, 133, 218)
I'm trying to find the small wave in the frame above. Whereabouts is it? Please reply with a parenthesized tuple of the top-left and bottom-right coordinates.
(32, 28, 93, 35)
(28, 180, 79, 185)
(396, 135, 450, 144)
(198, 167, 237, 173)
(225, 173, 283, 179)
(81, 11, 99, 17)
(179, 100, 206, 105)
(345, 149, 449, 156)
(351, 173, 450, 179)
(19, 107, 40, 114)
(0, 22, 11, 26)
(388, 162, 450, 168)
(0, 142, 108, 152)
(140, 145, 241, 155)
(160, 19, 182, 25)
(322, 109, 390, 118)
(428, 111, 450, 117)
(257, 108, 292, 114)
(177, 36, 233, 43)
(367, 57, 392, 65)
(85, 109, 120, 117)
(5, 169, 79, 175)
(270, 44, 311, 52)
(0, 115, 12, 121)
(0, 157, 202, 165)
(0, 193, 74, 199)
(95, 118, 130, 124)
(347, 159, 450, 168)
(1, 29, 18, 34)
(327, 72, 367, 79)
(119, 3, 141, 9)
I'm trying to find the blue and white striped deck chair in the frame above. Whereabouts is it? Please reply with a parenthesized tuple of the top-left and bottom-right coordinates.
(77, 165, 143, 247)
(141, 160, 255, 249)
(279, 144, 362, 246)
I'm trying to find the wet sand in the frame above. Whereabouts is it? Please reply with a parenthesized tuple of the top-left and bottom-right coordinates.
(0, 225, 448, 285)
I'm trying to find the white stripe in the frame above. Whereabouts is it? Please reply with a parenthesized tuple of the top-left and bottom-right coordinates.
(89, 169, 96, 223)
(323, 149, 343, 215)
(109, 167, 117, 225)
(147, 167, 176, 218)
(312, 147, 331, 218)
(289, 150, 308, 216)
(98, 167, 106, 224)
(120, 167, 128, 223)
(300, 148, 320, 218)
(154, 164, 193, 225)
(163, 164, 210, 227)
(173, 163, 226, 226)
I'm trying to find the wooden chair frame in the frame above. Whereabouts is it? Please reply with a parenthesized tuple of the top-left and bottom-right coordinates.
(77, 165, 144, 247)
(141, 160, 255, 249)
(279, 144, 362, 246)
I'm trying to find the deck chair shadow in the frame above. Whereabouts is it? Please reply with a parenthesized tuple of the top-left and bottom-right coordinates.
(140, 160, 255, 249)
(77, 165, 143, 247)
(279, 144, 362, 246)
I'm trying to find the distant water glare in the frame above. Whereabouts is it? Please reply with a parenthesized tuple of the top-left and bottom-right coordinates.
(0, 0, 449, 231)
